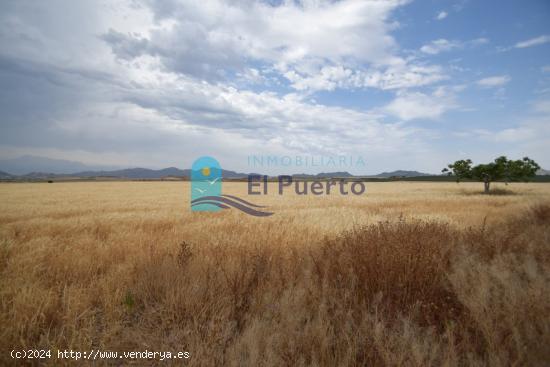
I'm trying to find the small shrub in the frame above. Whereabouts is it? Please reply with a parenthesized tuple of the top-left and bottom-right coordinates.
(123, 291, 135, 309)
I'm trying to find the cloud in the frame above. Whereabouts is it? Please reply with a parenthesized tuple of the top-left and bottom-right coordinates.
(473, 126, 537, 143)
(0, 0, 547, 172)
(383, 87, 458, 121)
(514, 35, 550, 49)
(541, 65, 550, 73)
(235, 68, 267, 85)
(470, 37, 489, 46)
(100, 29, 149, 60)
(282, 63, 446, 92)
(476, 75, 511, 88)
(148, 0, 408, 65)
(100, 0, 408, 81)
(456, 98, 550, 168)
(533, 99, 550, 114)
(419, 38, 488, 55)
(0, 37, 428, 171)
(435, 11, 448, 20)
(420, 39, 460, 54)
(0, 0, 441, 171)
(471, 118, 550, 169)
(117, 69, 423, 156)
(0, 33, 437, 170)
(98, 0, 446, 93)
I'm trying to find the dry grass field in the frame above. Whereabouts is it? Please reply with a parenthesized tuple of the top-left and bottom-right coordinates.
(1, 181, 549, 366)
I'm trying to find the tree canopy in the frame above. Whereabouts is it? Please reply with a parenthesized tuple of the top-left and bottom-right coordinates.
(442, 156, 540, 193)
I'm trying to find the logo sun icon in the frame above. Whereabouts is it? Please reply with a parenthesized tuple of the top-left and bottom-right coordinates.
(201, 166, 211, 176)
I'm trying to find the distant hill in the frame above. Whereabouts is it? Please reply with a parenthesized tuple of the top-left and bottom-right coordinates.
(537, 169, 550, 175)
(0, 155, 449, 180)
(0, 170, 12, 178)
(70, 167, 188, 179)
(15, 167, 251, 179)
(373, 170, 431, 178)
(292, 171, 354, 178)
(0, 155, 119, 175)
(1, 166, 436, 180)
(0, 155, 251, 179)
(221, 170, 249, 179)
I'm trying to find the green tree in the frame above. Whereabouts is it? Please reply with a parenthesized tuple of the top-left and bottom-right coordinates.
(442, 159, 473, 182)
(442, 156, 540, 193)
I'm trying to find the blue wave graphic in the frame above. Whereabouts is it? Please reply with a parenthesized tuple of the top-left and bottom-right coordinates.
(191, 195, 273, 217)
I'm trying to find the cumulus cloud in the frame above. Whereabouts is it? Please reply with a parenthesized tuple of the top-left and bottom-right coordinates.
(100, 30, 150, 60)
(118, 69, 424, 155)
(473, 116, 550, 160)
(476, 75, 511, 88)
(2, 0, 545, 172)
(140, 0, 407, 65)
(96, 0, 447, 93)
(282, 63, 446, 92)
(383, 87, 458, 121)
(0, 0, 440, 172)
(105, 1, 403, 79)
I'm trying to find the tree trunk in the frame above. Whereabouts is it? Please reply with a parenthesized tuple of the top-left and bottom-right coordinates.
(484, 180, 490, 194)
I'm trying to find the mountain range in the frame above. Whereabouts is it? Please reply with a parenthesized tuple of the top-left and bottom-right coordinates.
(0, 155, 120, 175)
(1, 155, 547, 179)
(373, 170, 431, 178)
(0, 170, 12, 178)
(0, 156, 260, 179)
(0, 156, 432, 179)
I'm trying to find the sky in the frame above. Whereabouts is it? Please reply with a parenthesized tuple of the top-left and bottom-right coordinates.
(0, 0, 549, 174)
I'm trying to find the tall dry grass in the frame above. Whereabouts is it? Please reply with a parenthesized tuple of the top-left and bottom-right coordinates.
(0, 182, 549, 366)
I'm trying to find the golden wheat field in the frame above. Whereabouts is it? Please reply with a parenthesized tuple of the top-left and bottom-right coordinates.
(1, 181, 550, 366)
